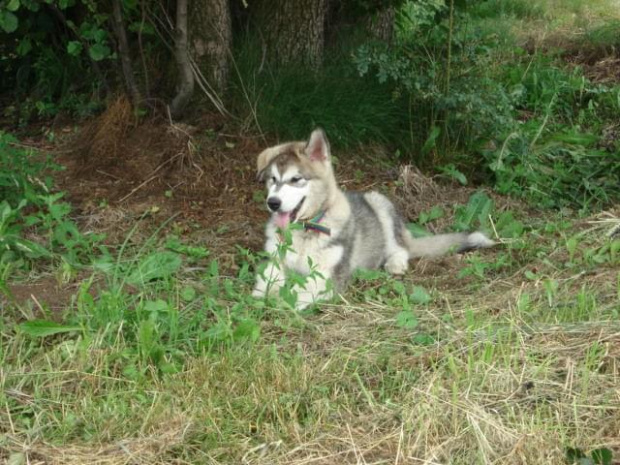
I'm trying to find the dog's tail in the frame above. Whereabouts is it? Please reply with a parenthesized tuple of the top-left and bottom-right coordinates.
(404, 231, 495, 258)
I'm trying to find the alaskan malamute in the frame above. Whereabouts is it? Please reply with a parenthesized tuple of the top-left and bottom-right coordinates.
(253, 129, 494, 309)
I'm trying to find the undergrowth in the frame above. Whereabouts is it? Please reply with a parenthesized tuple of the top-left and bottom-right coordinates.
(231, 38, 406, 148)
(2, 165, 619, 463)
(0, 132, 102, 270)
(231, 0, 620, 211)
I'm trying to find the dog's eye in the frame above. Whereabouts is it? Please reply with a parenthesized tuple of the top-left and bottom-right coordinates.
(290, 176, 303, 183)
(270, 176, 277, 183)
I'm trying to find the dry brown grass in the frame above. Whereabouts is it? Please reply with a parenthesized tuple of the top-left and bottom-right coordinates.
(74, 96, 134, 168)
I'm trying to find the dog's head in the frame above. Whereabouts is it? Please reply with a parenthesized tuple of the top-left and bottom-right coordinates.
(256, 129, 334, 229)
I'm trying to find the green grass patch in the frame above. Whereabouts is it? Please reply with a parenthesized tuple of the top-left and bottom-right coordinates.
(2, 198, 619, 463)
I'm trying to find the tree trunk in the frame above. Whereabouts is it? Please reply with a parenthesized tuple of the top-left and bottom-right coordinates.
(170, 0, 194, 118)
(253, 0, 329, 67)
(366, 6, 395, 44)
(189, 0, 232, 94)
(111, 0, 142, 107)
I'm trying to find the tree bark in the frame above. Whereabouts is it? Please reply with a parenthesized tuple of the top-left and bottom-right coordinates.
(253, 0, 329, 67)
(170, 0, 194, 118)
(189, 0, 232, 94)
(111, 0, 142, 107)
(365, 6, 395, 43)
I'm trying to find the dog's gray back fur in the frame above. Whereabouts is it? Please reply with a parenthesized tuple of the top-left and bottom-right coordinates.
(329, 192, 385, 289)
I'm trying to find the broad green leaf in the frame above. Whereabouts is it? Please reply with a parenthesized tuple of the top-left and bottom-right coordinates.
(180, 286, 196, 302)
(396, 310, 418, 329)
(137, 319, 155, 354)
(93, 28, 107, 43)
(0, 10, 19, 33)
(19, 320, 81, 338)
(67, 41, 83, 56)
(455, 191, 494, 230)
(407, 222, 432, 238)
(20, 0, 39, 11)
(590, 448, 613, 465)
(421, 125, 441, 156)
(16, 37, 31, 56)
(1, 201, 13, 221)
(439, 164, 468, 185)
(127, 251, 182, 285)
(6, 0, 20, 12)
(144, 299, 169, 313)
(89, 43, 111, 61)
(412, 333, 435, 345)
(58, 0, 75, 9)
(409, 285, 431, 305)
(419, 206, 444, 225)
(495, 211, 524, 238)
(13, 238, 51, 258)
(233, 319, 260, 342)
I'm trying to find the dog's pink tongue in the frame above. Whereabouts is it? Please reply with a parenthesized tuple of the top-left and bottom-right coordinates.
(274, 212, 292, 229)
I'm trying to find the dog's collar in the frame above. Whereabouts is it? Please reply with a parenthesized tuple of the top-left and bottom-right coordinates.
(302, 210, 330, 236)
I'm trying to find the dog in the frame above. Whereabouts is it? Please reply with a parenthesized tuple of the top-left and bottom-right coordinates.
(252, 128, 494, 309)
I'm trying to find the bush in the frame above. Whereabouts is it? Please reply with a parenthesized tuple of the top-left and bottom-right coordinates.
(487, 127, 620, 209)
(353, 0, 517, 165)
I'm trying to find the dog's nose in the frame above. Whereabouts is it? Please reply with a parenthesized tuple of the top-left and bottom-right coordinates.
(267, 197, 281, 212)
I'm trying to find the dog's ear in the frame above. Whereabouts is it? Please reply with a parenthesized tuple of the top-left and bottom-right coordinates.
(256, 148, 279, 182)
(305, 128, 330, 162)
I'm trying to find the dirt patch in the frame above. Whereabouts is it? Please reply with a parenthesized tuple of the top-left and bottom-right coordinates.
(49, 117, 408, 254)
(563, 52, 620, 84)
(52, 113, 266, 250)
(3, 275, 83, 319)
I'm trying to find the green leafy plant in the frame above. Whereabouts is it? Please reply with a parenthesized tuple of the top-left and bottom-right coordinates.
(566, 446, 613, 465)
(0, 0, 118, 122)
(354, 0, 517, 164)
(18, 319, 81, 338)
(453, 191, 494, 232)
(0, 132, 102, 268)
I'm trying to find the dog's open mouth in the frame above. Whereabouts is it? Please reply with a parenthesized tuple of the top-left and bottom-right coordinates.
(274, 197, 305, 229)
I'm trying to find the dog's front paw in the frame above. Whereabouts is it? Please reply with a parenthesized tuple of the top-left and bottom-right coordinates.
(294, 290, 315, 311)
(293, 287, 333, 311)
(384, 249, 409, 275)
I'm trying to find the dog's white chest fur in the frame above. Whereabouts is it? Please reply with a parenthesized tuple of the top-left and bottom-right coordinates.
(265, 222, 343, 275)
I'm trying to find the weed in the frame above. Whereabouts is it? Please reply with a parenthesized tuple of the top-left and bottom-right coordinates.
(0, 132, 102, 269)
(566, 446, 613, 465)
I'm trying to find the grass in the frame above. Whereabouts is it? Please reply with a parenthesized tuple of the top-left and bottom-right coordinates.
(2, 190, 619, 463)
(2, 1, 620, 463)
(230, 37, 406, 149)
